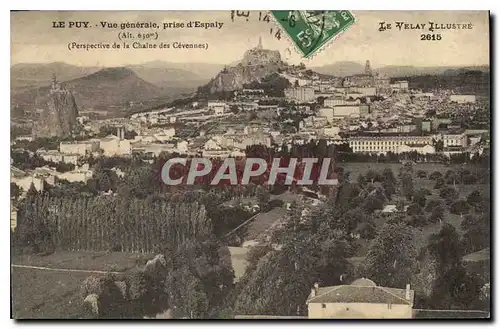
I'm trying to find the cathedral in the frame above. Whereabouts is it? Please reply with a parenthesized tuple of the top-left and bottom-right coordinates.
(342, 60, 391, 92)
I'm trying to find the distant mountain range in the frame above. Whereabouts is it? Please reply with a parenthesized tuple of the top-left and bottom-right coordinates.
(11, 61, 225, 111)
(12, 67, 165, 110)
(311, 61, 490, 77)
(11, 61, 224, 90)
(11, 62, 100, 90)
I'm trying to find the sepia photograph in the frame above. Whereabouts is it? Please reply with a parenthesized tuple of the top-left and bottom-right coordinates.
(9, 10, 491, 320)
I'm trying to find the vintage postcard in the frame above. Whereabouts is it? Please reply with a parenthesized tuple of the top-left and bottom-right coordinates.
(10, 10, 490, 319)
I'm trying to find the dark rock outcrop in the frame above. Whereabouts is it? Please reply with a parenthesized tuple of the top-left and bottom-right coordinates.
(205, 38, 285, 93)
(32, 76, 78, 138)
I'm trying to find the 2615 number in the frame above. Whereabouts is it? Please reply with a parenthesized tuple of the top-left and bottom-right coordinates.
(420, 34, 442, 41)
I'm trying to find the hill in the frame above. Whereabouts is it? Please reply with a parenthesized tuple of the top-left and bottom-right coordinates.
(12, 67, 166, 110)
(11, 62, 101, 90)
(312, 61, 490, 77)
(377, 65, 490, 77)
(129, 61, 224, 81)
(127, 61, 223, 90)
(396, 70, 490, 96)
(199, 40, 285, 94)
(311, 61, 365, 77)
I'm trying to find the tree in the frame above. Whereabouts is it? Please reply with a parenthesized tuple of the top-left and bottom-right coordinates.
(439, 187, 459, 204)
(365, 222, 417, 288)
(450, 199, 470, 216)
(425, 199, 443, 212)
(381, 168, 397, 198)
(361, 194, 384, 214)
(417, 170, 427, 178)
(167, 268, 209, 318)
(429, 266, 482, 310)
(382, 168, 396, 183)
(434, 177, 445, 189)
(413, 188, 431, 207)
(466, 190, 484, 208)
(400, 172, 414, 201)
(461, 213, 489, 254)
(428, 223, 463, 272)
(365, 170, 382, 183)
(255, 186, 270, 211)
(428, 205, 445, 224)
(407, 203, 423, 216)
(412, 253, 439, 302)
(462, 174, 478, 185)
(408, 214, 428, 227)
(10, 182, 22, 201)
(429, 171, 443, 180)
(355, 220, 376, 240)
(444, 170, 459, 185)
(357, 174, 367, 186)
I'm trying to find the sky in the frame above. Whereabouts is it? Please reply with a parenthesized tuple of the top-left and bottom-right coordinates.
(11, 10, 490, 68)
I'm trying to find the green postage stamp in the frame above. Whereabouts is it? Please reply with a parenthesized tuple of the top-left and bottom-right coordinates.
(271, 11, 356, 58)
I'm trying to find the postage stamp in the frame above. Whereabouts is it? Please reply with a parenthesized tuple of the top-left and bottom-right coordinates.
(271, 10, 356, 58)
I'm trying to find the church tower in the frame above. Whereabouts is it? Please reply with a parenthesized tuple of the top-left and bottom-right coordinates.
(365, 60, 372, 76)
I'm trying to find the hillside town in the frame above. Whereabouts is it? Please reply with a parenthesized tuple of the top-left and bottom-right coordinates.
(10, 38, 491, 319)
(12, 49, 489, 193)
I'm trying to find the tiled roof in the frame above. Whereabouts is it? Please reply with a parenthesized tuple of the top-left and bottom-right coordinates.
(308, 285, 414, 305)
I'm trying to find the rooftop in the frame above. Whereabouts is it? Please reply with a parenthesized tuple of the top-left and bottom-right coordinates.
(307, 280, 414, 305)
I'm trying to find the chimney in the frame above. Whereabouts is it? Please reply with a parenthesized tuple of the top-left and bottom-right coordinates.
(314, 282, 319, 294)
(405, 284, 411, 300)
(310, 288, 316, 298)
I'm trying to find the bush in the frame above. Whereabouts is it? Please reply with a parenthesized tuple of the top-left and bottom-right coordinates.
(428, 206, 444, 223)
(408, 214, 428, 227)
(434, 177, 445, 189)
(450, 200, 470, 216)
(81, 273, 118, 299)
(356, 221, 376, 240)
(462, 174, 478, 185)
(425, 199, 443, 212)
(126, 268, 148, 301)
(439, 187, 459, 201)
(429, 171, 443, 180)
(417, 170, 427, 178)
(407, 203, 423, 216)
(467, 190, 483, 206)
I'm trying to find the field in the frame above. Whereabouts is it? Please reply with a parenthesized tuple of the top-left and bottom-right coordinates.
(12, 267, 90, 319)
(12, 251, 155, 272)
(11, 252, 155, 319)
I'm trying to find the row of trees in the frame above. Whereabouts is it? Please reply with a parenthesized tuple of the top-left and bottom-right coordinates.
(13, 193, 211, 254)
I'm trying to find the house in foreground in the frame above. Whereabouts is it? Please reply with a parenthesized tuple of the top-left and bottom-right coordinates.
(306, 278, 414, 319)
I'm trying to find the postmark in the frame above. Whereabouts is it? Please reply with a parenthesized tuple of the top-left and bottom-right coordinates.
(271, 10, 356, 58)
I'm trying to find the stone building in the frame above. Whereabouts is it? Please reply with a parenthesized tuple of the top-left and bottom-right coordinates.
(307, 279, 414, 319)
